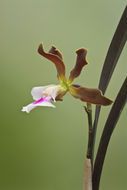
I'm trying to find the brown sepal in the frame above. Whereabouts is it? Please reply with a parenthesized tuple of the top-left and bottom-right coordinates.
(38, 43, 66, 82)
(69, 48, 88, 82)
(69, 85, 113, 106)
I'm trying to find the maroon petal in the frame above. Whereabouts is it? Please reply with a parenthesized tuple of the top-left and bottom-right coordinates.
(38, 42, 66, 82)
(69, 48, 88, 82)
(69, 84, 113, 106)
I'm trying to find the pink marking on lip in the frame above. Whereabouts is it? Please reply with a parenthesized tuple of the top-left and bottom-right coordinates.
(33, 97, 52, 105)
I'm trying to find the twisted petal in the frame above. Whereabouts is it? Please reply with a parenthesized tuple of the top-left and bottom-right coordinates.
(31, 84, 66, 102)
(69, 84, 113, 106)
(22, 97, 55, 113)
(38, 42, 66, 82)
(31, 85, 55, 100)
(69, 48, 88, 83)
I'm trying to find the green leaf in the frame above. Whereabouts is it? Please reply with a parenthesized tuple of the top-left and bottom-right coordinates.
(91, 6, 127, 163)
(92, 77, 127, 190)
(99, 6, 127, 94)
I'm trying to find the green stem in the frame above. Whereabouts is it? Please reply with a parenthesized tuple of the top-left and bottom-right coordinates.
(84, 103, 94, 165)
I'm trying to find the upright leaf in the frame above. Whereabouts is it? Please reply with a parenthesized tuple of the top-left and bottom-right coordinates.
(92, 77, 127, 190)
(91, 6, 127, 162)
(99, 6, 127, 94)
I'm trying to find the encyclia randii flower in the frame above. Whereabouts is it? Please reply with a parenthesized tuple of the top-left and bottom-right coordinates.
(22, 42, 113, 113)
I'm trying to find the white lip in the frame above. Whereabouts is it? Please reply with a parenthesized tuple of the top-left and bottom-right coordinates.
(22, 100, 56, 113)
(22, 84, 64, 113)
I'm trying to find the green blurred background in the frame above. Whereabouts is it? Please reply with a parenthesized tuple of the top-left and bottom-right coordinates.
(0, 0, 127, 190)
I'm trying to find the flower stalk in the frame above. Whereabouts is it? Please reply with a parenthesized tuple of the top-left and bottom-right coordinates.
(84, 103, 93, 190)
(84, 103, 93, 162)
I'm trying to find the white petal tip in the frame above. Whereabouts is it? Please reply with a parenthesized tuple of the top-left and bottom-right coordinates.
(21, 107, 30, 113)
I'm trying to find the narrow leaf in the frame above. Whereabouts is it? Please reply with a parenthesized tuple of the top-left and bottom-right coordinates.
(92, 77, 127, 190)
(99, 6, 127, 94)
(91, 6, 127, 162)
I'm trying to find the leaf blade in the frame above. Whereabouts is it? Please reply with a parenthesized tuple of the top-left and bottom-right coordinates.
(91, 6, 127, 163)
(92, 77, 127, 190)
(99, 6, 127, 94)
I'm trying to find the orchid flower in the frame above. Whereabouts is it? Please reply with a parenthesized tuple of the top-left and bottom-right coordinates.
(22, 42, 113, 113)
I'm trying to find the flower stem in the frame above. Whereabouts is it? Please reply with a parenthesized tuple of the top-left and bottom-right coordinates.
(84, 103, 93, 190)
(84, 103, 94, 162)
